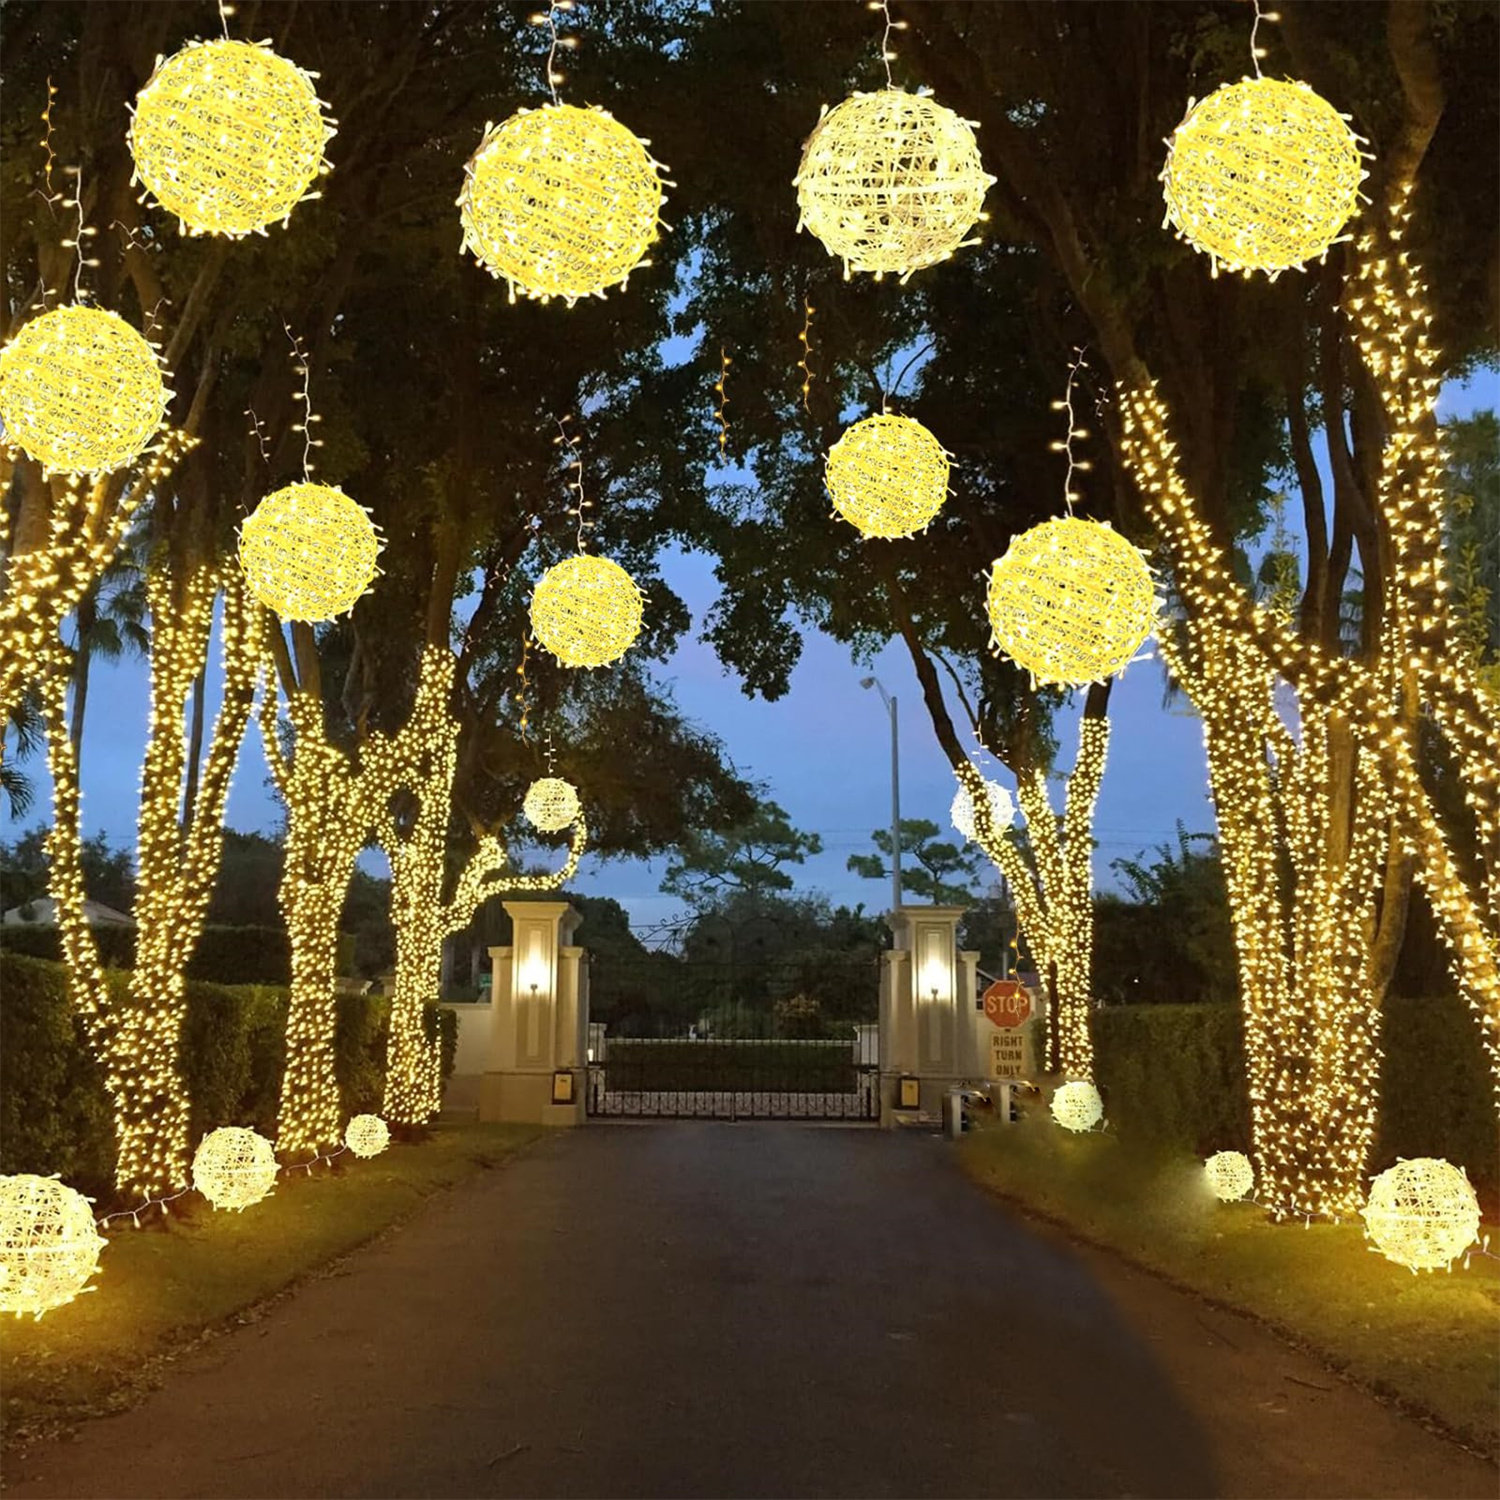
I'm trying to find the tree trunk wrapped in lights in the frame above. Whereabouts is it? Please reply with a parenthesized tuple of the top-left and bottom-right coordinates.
(367, 647, 587, 1127)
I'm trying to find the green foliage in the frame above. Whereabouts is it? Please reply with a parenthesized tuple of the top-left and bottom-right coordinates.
(0, 825, 135, 914)
(772, 993, 829, 1039)
(1443, 409, 1500, 687)
(847, 818, 981, 905)
(661, 798, 823, 909)
(0, 921, 135, 968)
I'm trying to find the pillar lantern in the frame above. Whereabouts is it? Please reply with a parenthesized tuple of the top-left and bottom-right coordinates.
(879, 904, 974, 1122)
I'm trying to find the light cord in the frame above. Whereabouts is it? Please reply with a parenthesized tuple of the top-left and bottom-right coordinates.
(714, 345, 732, 456)
(283, 322, 321, 480)
(1249, 0, 1280, 79)
(798, 293, 816, 414)
(61, 165, 98, 304)
(531, 0, 577, 106)
(1049, 347, 1094, 515)
(868, 0, 907, 90)
(555, 414, 591, 554)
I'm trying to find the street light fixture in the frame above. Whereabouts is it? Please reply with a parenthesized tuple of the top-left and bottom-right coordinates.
(859, 675, 901, 914)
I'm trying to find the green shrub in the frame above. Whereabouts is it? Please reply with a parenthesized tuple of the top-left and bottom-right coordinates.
(185, 927, 291, 986)
(0, 922, 134, 968)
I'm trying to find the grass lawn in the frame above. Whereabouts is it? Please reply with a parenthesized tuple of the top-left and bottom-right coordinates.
(1, 1122, 543, 1452)
(960, 1114, 1500, 1458)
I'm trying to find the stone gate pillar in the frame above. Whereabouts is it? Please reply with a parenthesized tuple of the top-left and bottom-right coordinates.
(479, 900, 586, 1126)
(879, 904, 969, 1125)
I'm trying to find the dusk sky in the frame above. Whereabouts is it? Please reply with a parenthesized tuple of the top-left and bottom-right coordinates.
(11, 372, 1495, 934)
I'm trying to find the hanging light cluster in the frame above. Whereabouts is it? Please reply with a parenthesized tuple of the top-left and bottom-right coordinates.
(238, 481, 382, 622)
(0, 1175, 106, 1319)
(129, 38, 335, 238)
(825, 414, 950, 539)
(192, 1126, 280, 1212)
(524, 775, 582, 832)
(1204, 1150, 1256, 1202)
(1361, 1158, 1481, 1272)
(530, 555, 644, 668)
(950, 775, 1015, 845)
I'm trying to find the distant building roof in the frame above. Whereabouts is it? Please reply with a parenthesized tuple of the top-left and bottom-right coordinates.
(1, 897, 135, 929)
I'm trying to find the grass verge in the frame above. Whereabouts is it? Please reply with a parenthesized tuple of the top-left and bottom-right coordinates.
(959, 1115, 1500, 1458)
(1, 1122, 544, 1452)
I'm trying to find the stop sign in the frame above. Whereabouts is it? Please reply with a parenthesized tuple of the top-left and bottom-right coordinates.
(982, 979, 1032, 1028)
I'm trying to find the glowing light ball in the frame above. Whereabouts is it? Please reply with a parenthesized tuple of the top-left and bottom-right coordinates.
(0, 1175, 105, 1319)
(794, 90, 994, 279)
(1051, 1081, 1103, 1133)
(129, 38, 334, 238)
(458, 103, 667, 305)
(951, 777, 1016, 844)
(986, 516, 1155, 687)
(825, 414, 950, 539)
(0, 305, 168, 476)
(344, 1114, 390, 1159)
(1361, 1158, 1480, 1272)
(524, 776, 582, 833)
(530, 555, 644, 669)
(1204, 1150, 1255, 1202)
(192, 1127, 278, 1212)
(238, 482, 382, 622)
(1161, 77, 1366, 279)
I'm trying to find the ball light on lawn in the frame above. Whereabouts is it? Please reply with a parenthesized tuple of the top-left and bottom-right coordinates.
(129, 38, 335, 238)
(458, 103, 668, 305)
(192, 1127, 279, 1212)
(950, 776, 1015, 845)
(1050, 1081, 1103, 1134)
(1161, 76, 1366, 279)
(530, 554, 645, 669)
(238, 482, 382, 622)
(0, 1175, 105, 1319)
(986, 516, 1156, 687)
(1204, 1150, 1255, 1202)
(794, 91, 994, 280)
(344, 1114, 390, 1159)
(825, 414, 950, 540)
(0, 304, 169, 476)
(1361, 1158, 1480, 1273)
(524, 776, 582, 833)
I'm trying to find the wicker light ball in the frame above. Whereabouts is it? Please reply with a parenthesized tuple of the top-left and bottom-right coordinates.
(950, 777, 1016, 845)
(1204, 1150, 1255, 1202)
(794, 90, 994, 279)
(530, 554, 644, 669)
(0, 1175, 105, 1319)
(825, 414, 950, 539)
(344, 1114, 390, 1159)
(1051, 1080, 1103, 1134)
(192, 1126, 279, 1212)
(1361, 1158, 1481, 1272)
(129, 38, 334, 238)
(0, 304, 168, 476)
(1161, 77, 1366, 279)
(524, 776, 582, 833)
(238, 481, 381, 622)
(987, 516, 1155, 687)
(458, 103, 667, 305)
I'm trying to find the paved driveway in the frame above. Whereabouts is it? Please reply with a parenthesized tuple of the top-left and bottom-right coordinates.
(6, 1123, 1494, 1498)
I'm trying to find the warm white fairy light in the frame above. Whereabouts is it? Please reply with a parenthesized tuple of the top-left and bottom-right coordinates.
(530, 554, 645, 669)
(1051, 1080, 1104, 1133)
(0, 1175, 105, 1319)
(825, 413, 950, 539)
(524, 776, 582, 832)
(950, 775, 1015, 845)
(344, 1115, 390, 1159)
(192, 1127, 279, 1211)
(1361, 1158, 1481, 1272)
(238, 482, 382, 622)
(1204, 1150, 1256, 1202)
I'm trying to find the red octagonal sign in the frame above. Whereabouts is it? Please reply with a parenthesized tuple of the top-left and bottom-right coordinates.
(982, 979, 1032, 1028)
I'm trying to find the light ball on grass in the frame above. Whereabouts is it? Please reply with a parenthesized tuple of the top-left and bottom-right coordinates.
(1204, 1150, 1255, 1202)
(1161, 77, 1366, 279)
(794, 90, 994, 279)
(951, 776, 1016, 845)
(530, 554, 644, 669)
(129, 38, 335, 238)
(1050, 1081, 1103, 1133)
(192, 1127, 279, 1212)
(825, 414, 950, 539)
(344, 1114, 390, 1159)
(0, 305, 169, 476)
(986, 516, 1156, 687)
(458, 103, 667, 305)
(524, 777, 581, 833)
(0, 1175, 105, 1319)
(238, 481, 382, 622)
(1361, 1158, 1480, 1272)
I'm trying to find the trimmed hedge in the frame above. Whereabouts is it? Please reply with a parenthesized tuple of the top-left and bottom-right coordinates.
(0, 953, 457, 1202)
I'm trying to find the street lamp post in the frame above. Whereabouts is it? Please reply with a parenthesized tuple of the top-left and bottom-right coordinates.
(859, 676, 901, 915)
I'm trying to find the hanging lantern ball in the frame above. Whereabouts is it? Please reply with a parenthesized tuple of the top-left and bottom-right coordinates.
(1361, 1158, 1480, 1273)
(0, 304, 168, 477)
(0, 1175, 105, 1320)
(1050, 1081, 1103, 1134)
(950, 777, 1016, 845)
(1161, 77, 1366, 279)
(794, 90, 994, 279)
(986, 516, 1156, 688)
(530, 555, 645, 669)
(192, 1127, 279, 1212)
(238, 481, 382, 623)
(344, 1114, 390, 1159)
(524, 776, 582, 833)
(458, 103, 667, 305)
(1204, 1150, 1255, 1203)
(129, 38, 335, 239)
(825, 414, 950, 540)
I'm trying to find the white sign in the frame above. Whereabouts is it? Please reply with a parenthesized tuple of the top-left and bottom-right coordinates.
(988, 1027, 1028, 1080)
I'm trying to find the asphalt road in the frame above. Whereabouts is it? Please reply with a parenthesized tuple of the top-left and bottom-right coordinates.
(6, 1123, 1495, 1499)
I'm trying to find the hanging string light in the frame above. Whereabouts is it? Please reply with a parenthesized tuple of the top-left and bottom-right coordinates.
(1160, 2, 1367, 279)
(1361, 1158, 1481, 1273)
(0, 1175, 106, 1319)
(524, 776, 582, 832)
(951, 774, 1015, 845)
(825, 413, 951, 540)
